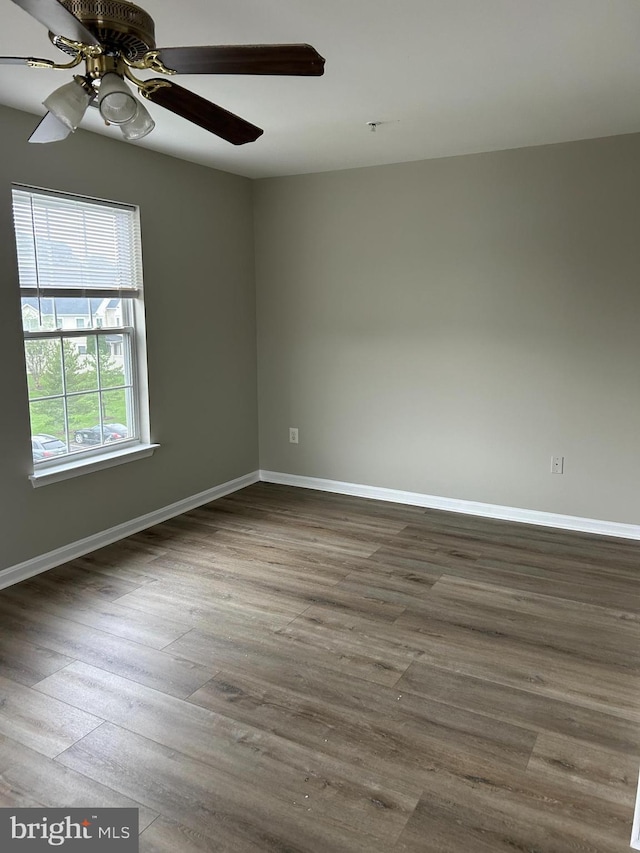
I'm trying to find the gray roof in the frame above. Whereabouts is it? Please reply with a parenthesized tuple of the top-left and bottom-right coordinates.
(21, 297, 113, 316)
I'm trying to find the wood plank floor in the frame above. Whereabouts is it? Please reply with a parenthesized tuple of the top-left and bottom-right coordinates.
(0, 482, 638, 852)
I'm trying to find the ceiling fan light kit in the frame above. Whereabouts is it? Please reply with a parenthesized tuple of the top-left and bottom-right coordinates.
(4, 0, 325, 146)
(42, 74, 93, 129)
(98, 71, 137, 123)
(119, 98, 154, 139)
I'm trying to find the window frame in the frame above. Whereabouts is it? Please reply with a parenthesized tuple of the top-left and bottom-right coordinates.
(12, 184, 158, 486)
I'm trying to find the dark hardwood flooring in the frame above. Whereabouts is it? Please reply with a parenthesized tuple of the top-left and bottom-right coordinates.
(0, 482, 638, 851)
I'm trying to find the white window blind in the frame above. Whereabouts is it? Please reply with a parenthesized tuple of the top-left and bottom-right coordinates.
(12, 186, 142, 297)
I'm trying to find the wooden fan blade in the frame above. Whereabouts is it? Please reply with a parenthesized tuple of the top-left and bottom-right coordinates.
(28, 111, 72, 143)
(9, 0, 100, 45)
(143, 80, 263, 145)
(0, 55, 55, 66)
(155, 44, 325, 76)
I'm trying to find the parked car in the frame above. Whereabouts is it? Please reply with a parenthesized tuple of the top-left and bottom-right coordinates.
(74, 423, 128, 445)
(32, 434, 67, 461)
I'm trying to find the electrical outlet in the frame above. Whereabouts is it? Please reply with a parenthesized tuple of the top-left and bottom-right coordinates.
(551, 455, 564, 474)
(289, 427, 299, 444)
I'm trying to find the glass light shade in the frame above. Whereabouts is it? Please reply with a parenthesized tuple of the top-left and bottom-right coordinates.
(120, 101, 155, 141)
(98, 73, 138, 125)
(43, 79, 92, 131)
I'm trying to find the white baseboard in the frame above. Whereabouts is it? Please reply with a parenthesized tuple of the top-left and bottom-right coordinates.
(0, 470, 260, 591)
(259, 470, 640, 541)
(632, 768, 640, 850)
(4, 467, 638, 592)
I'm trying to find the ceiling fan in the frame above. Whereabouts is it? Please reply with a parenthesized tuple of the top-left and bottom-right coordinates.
(1, 0, 325, 144)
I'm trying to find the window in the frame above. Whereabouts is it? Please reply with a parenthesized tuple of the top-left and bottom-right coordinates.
(12, 185, 153, 479)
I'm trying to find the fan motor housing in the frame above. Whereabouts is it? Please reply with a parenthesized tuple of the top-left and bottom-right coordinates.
(52, 0, 156, 59)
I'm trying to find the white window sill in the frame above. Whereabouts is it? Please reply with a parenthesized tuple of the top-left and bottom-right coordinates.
(29, 443, 160, 488)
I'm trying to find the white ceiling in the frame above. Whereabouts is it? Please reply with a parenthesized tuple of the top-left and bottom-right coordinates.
(1, 0, 639, 179)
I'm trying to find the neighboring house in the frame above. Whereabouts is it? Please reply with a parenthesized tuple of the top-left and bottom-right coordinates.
(21, 296, 124, 367)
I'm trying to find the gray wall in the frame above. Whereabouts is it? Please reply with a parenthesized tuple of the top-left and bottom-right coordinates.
(254, 133, 640, 524)
(0, 104, 258, 571)
(3, 107, 639, 571)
